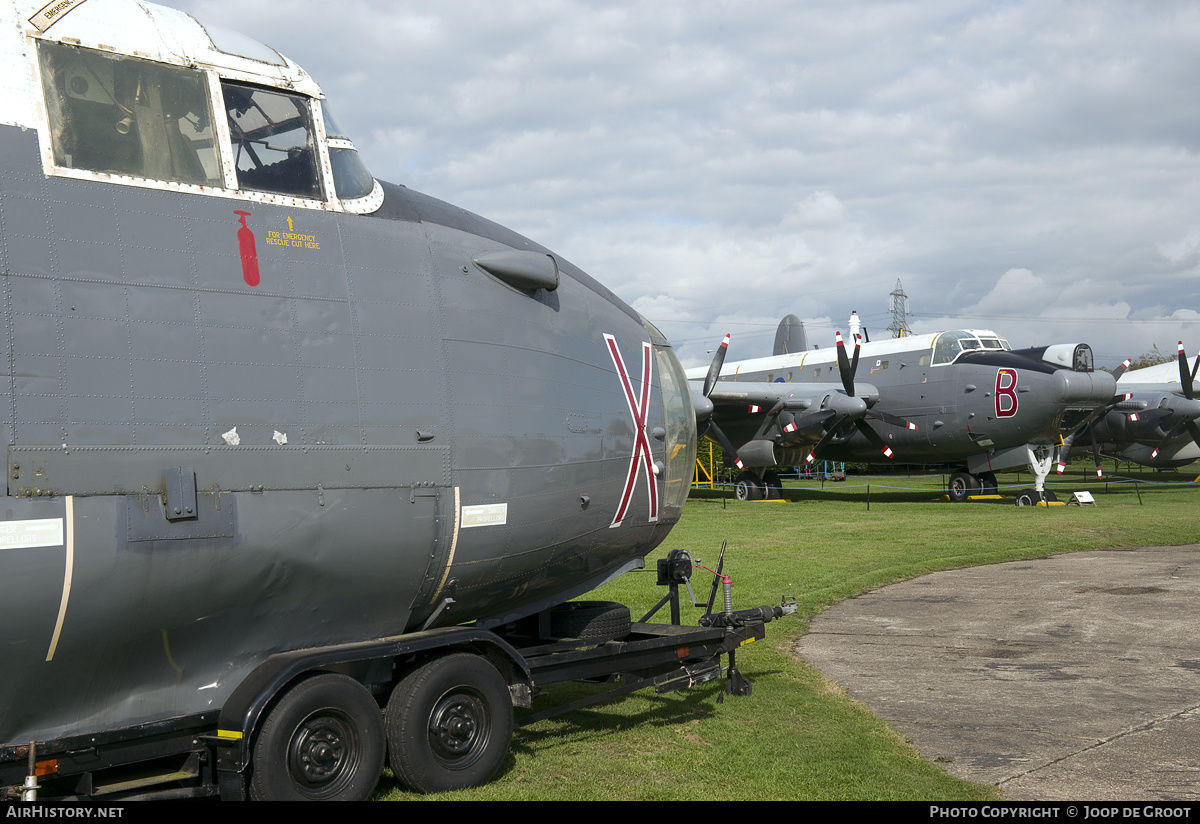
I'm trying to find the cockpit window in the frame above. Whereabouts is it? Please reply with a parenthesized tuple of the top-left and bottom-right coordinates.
(36, 42, 381, 211)
(931, 331, 972, 365)
(38, 41, 223, 187)
(222, 82, 322, 200)
(1073, 344, 1093, 372)
(320, 101, 376, 201)
(321, 101, 350, 140)
(932, 331, 1012, 365)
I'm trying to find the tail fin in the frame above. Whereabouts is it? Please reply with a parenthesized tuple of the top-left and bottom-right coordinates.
(773, 314, 808, 356)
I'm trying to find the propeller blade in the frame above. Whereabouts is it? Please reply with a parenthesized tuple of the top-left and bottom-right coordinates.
(805, 414, 847, 464)
(834, 332, 854, 396)
(1186, 419, 1200, 454)
(705, 419, 745, 471)
(781, 409, 836, 438)
(866, 409, 918, 430)
(1089, 426, 1104, 478)
(1150, 422, 1186, 461)
(1111, 358, 1132, 382)
(1055, 431, 1076, 474)
(1126, 407, 1172, 423)
(702, 333, 731, 398)
(1179, 342, 1194, 401)
(853, 417, 894, 458)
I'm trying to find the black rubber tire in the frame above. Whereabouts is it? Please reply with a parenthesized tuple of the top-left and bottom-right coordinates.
(948, 471, 980, 503)
(762, 471, 783, 500)
(549, 600, 632, 639)
(249, 673, 385, 801)
(733, 470, 764, 501)
(1015, 488, 1055, 506)
(386, 654, 513, 794)
(978, 472, 998, 495)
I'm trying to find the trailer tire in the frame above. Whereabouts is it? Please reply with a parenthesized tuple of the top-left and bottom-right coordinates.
(387, 653, 513, 794)
(549, 600, 632, 639)
(249, 673, 384, 801)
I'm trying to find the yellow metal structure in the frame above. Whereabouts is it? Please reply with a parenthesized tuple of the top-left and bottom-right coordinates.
(693, 441, 715, 488)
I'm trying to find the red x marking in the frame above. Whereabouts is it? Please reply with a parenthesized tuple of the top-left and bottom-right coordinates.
(604, 334, 658, 528)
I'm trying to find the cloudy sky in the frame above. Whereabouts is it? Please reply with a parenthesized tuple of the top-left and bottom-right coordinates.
(172, 0, 1200, 369)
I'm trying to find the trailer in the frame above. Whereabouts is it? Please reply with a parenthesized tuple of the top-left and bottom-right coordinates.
(3, 549, 794, 800)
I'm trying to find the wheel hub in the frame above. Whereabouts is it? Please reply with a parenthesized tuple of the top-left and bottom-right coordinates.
(429, 691, 489, 766)
(289, 714, 357, 792)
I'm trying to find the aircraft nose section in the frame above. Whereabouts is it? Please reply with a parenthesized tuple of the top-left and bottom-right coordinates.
(1051, 369, 1116, 407)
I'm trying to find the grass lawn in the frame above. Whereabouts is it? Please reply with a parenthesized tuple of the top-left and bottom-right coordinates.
(375, 467, 1200, 800)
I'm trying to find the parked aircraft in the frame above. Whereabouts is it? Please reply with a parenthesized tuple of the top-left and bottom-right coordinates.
(688, 318, 1116, 503)
(1057, 342, 1200, 472)
(0, 0, 748, 801)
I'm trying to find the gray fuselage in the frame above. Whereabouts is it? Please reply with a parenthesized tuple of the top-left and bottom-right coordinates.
(0, 123, 693, 744)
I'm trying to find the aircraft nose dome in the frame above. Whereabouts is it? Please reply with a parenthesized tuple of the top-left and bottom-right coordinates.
(1052, 369, 1116, 406)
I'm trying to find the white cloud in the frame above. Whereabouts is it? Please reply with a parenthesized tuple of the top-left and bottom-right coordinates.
(166, 0, 1200, 368)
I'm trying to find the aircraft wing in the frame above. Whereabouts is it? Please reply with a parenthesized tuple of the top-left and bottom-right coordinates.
(704, 381, 862, 411)
(693, 379, 874, 454)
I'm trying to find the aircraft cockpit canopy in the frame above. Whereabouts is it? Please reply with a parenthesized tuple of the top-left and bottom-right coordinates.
(931, 330, 1011, 366)
(38, 40, 224, 188)
(31, 22, 382, 214)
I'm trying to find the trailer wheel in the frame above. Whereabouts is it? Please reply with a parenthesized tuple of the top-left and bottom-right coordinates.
(249, 673, 384, 801)
(549, 600, 632, 639)
(387, 653, 513, 793)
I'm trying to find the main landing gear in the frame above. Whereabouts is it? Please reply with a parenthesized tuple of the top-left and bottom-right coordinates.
(947, 470, 998, 502)
(1012, 445, 1056, 507)
(733, 470, 782, 500)
(948, 446, 1060, 505)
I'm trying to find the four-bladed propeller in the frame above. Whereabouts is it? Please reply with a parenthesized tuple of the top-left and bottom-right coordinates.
(1057, 342, 1200, 474)
(694, 334, 746, 471)
(1056, 356, 1139, 478)
(803, 331, 915, 465)
(1055, 354, 1142, 477)
(1149, 341, 1200, 460)
(695, 330, 916, 470)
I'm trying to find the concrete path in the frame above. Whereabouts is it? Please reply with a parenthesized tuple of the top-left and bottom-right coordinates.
(793, 546, 1200, 800)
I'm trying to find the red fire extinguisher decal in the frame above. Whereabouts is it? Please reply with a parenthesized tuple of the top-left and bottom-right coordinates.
(234, 210, 260, 287)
